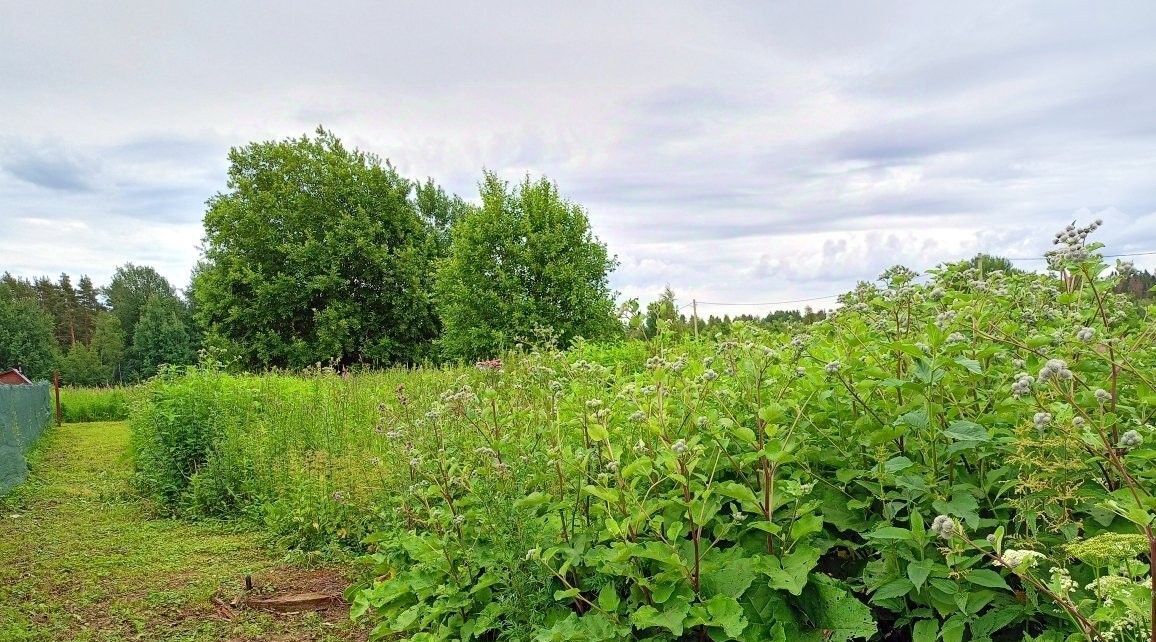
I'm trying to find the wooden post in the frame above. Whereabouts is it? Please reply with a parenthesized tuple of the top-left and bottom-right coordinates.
(692, 299, 699, 341)
(53, 370, 62, 427)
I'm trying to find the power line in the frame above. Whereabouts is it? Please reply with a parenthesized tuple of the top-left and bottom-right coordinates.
(1007, 250, 1156, 262)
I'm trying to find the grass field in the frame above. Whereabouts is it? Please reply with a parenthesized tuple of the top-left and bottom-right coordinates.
(0, 421, 366, 642)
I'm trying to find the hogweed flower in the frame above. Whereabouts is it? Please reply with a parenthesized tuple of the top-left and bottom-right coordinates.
(931, 515, 955, 539)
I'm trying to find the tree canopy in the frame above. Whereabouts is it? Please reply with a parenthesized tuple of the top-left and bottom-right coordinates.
(435, 173, 618, 361)
(193, 128, 459, 369)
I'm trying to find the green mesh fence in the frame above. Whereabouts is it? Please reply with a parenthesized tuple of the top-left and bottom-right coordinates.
(0, 382, 52, 494)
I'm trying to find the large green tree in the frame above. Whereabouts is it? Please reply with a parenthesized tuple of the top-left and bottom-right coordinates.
(128, 296, 195, 378)
(435, 173, 618, 361)
(193, 129, 457, 369)
(0, 283, 59, 380)
(90, 312, 126, 383)
(104, 263, 179, 341)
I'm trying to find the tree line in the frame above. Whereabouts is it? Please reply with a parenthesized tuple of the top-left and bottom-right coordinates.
(0, 265, 195, 383)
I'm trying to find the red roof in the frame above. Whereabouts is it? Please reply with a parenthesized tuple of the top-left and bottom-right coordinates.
(0, 369, 33, 385)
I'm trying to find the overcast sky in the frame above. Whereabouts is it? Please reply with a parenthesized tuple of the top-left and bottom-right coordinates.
(2, 2, 1155, 316)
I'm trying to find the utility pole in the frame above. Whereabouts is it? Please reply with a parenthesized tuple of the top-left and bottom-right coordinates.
(692, 299, 699, 341)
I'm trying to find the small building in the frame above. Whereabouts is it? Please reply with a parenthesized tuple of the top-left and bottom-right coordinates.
(0, 369, 33, 385)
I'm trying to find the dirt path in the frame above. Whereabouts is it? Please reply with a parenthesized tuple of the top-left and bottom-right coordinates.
(0, 421, 366, 642)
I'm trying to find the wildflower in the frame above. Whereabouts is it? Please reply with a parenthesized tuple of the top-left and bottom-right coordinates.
(702, 356, 715, 368)
(645, 356, 666, 370)
(1011, 373, 1033, 397)
(671, 439, 689, 455)
(795, 366, 806, 378)
(1095, 388, 1111, 403)
(1033, 412, 1053, 430)
(1119, 430, 1143, 449)
(595, 408, 611, 421)
(790, 335, 806, 349)
(586, 399, 603, 410)
(1076, 326, 1095, 342)
(825, 361, 841, 374)
(695, 416, 708, 429)
(640, 385, 657, 396)
(453, 513, 466, 526)
(332, 491, 346, 503)
(997, 549, 1045, 569)
(475, 358, 503, 371)
(701, 369, 718, 382)
(946, 332, 966, 344)
(935, 310, 956, 329)
(629, 410, 646, 422)
(633, 439, 647, 453)
(409, 457, 422, 467)
(1050, 567, 1077, 594)
(606, 460, 619, 473)
(1037, 358, 1067, 383)
(670, 356, 688, 373)
(1072, 416, 1086, 428)
(930, 287, 945, 300)
(930, 515, 955, 539)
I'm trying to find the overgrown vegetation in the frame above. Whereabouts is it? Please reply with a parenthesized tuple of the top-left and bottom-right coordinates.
(130, 224, 1156, 640)
(59, 386, 138, 423)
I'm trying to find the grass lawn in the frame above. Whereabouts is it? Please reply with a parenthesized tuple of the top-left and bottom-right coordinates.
(0, 421, 367, 642)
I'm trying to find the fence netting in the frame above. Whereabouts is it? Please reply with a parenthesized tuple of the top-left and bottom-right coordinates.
(0, 382, 52, 494)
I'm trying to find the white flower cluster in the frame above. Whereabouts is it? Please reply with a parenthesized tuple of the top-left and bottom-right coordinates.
(1033, 412, 1053, 431)
(671, 439, 689, 455)
(629, 410, 646, 423)
(1046, 219, 1102, 267)
(946, 332, 966, 344)
(1095, 388, 1112, 403)
(931, 515, 955, 539)
(1011, 373, 1034, 398)
(997, 549, 1045, 569)
(1050, 567, 1076, 595)
(1076, 326, 1096, 342)
(935, 310, 956, 329)
(825, 361, 841, 374)
(1038, 358, 1073, 383)
(1119, 429, 1143, 449)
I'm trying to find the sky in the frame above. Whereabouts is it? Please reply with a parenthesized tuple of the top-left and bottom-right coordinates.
(2, 1, 1156, 317)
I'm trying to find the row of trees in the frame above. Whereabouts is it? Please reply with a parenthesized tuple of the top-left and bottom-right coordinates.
(0, 265, 195, 383)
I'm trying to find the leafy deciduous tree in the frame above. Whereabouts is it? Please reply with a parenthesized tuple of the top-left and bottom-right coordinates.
(435, 173, 618, 361)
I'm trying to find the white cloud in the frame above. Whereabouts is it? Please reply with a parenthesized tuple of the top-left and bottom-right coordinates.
(1, 1, 1154, 305)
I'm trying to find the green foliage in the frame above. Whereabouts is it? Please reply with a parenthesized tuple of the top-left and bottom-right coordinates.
(0, 283, 59, 380)
(194, 128, 455, 370)
(435, 173, 619, 361)
(58, 341, 104, 387)
(131, 224, 1156, 641)
(104, 263, 180, 342)
(128, 296, 195, 379)
(59, 386, 138, 423)
(90, 311, 126, 383)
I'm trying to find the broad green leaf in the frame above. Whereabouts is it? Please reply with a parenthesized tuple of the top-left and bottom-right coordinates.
(872, 578, 914, 601)
(944, 420, 989, 441)
(966, 569, 1011, 591)
(907, 559, 934, 589)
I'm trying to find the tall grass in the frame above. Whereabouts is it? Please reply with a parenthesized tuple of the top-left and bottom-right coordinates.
(59, 386, 139, 423)
(129, 364, 480, 549)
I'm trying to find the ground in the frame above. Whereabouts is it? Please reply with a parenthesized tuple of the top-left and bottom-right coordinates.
(0, 421, 368, 642)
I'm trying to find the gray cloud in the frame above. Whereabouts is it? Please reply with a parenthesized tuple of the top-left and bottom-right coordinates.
(1, 1, 1155, 312)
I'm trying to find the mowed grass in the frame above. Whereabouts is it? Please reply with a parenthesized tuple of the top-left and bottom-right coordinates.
(0, 421, 366, 642)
